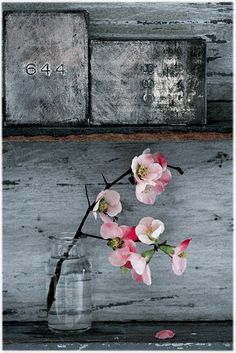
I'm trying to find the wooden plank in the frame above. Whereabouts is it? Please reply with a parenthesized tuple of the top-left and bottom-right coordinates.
(2, 121, 233, 138)
(3, 321, 233, 351)
(2, 2, 233, 124)
(3, 131, 233, 142)
(207, 101, 233, 123)
(3, 11, 88, 126)
(91, 39, 206, 125)
(3, 140, 232, 322)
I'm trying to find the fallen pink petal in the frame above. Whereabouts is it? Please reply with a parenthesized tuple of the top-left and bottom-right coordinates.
(155, 329, 175, 339)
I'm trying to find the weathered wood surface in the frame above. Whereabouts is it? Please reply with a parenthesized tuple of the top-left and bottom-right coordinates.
(91, 39, 206, 125)
(2, 2, 233, 124)
(3, 12, 88, 126)
(3, 321, 233, 351)
(3, 131, 233, 142)
(3, 140, 232, 322)
(2, 121, 233, 138)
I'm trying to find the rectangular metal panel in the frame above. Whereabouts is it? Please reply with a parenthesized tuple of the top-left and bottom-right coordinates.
(3, 12, 88, 126)
(91, 39, 206, 125)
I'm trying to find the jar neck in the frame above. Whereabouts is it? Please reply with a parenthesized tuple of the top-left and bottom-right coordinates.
(49, 235, 86, 259)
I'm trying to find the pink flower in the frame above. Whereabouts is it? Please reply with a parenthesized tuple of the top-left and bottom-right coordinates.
(132, 149, 171, 205)
(129, 253, 152, 285)
(93, 190, 122, 223)
(120, 225, 139, 242)
(100, 222, 137, 267)
(131, 151, 162, 184)
(155, 330, 175, 339)
(135, 217, 165, 244)
(172, 238, 192, 276)
(154, 152, 172, 187)
(135, 181, 165, 205)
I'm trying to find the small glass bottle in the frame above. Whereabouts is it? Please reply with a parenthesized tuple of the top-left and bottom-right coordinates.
(46, 233, 92, 332)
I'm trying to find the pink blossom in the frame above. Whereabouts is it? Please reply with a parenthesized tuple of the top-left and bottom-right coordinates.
(132, 149, 171, 205)
(155, 330, 175, 339)
(100, 222, 137, 267)
(135, 217, 165, 244)
(131, 151, 162, 184)
(120, 225, 138, 242)
(93, 190, 122, 223)
(135, 181, 164, 205)
(172, 238, 192, 276)
(129, 253, 152, 285)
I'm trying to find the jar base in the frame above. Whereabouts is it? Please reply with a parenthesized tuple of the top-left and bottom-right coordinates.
(48, 325, 91, 334)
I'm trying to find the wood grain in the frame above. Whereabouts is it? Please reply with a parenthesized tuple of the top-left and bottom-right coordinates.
(2, 2, 233, 125)
(3, 321, 233, 351)
(3, 132, 232, 142)
(3, 12, 88, 126)
(3, 140, 232, 322)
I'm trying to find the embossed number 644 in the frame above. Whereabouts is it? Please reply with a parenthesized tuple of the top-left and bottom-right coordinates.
(25, 63, 65, 76)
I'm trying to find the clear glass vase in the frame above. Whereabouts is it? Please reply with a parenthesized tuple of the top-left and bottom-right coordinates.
(46, 233, 92, 332)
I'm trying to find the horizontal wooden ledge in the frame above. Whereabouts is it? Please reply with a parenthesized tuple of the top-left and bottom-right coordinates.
(3, 321, 233, 351)
(3, 131, 232, 142)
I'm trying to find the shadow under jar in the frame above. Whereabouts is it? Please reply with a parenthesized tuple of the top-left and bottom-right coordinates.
(46, 234, 92, 332)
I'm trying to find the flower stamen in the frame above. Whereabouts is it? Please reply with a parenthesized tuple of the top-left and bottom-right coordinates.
(98, 198, 109, 213)
(137, 164, 149, 178)
(107, 237, 124, 250)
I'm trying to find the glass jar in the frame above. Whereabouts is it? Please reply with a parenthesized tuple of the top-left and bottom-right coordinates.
(46, 233, 92, 332)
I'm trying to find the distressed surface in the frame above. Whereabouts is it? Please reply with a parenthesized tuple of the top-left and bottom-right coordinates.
(91, 40, 206, 125)
(2, 2, 233, 124)
(3, 321, 233, 350)
(3, 12, 88, 126)
(3, 140, 232, 322)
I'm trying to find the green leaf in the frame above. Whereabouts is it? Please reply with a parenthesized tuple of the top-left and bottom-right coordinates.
(159, 244, 175, 257)
(142, 249, 155, 261)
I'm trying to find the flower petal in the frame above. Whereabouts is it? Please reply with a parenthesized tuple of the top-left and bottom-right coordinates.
(131, 269, 143, 283)
(154, 181, 165, 195)
(151, 219, 165, 239)
(95, 190, 105, 202)
(129, 253, 146, 275)
(159, 169, 172, 185)
(145, 163, 162, 181)
(172, 255, 187, 276)
(138, 153, 154, 167)
(139, 217, 154, 227)
(107, 202, 122, 217)
(100, 222, 122, 239)
(99, 213, 113, 224)
(137, 233, 155, 245)
(136, 185, 157, 205)
(121, 226, 139, 242)
(109, 250, 127, 267)
(174, 238, 192, 256)
(142, 148, 151, 154)
(142, 264, 152, 285)
(155, 330, 175, 339)
(104, 190, 120, 205)
(153, 153, 168, 171)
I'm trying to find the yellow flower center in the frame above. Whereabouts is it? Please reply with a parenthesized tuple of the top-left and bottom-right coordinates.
(107, 237, 124, 250)
(137, 164, 149, 178)
(98, 198, 109, 213)
(146, 226, 156, 241)
(146, 226, 154, 237)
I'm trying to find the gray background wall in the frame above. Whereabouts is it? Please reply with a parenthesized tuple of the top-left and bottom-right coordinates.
(3, 1, 233, 126)
(2, 2, 232, 322)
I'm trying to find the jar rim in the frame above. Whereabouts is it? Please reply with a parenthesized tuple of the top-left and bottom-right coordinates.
(48, 232, 86, 242)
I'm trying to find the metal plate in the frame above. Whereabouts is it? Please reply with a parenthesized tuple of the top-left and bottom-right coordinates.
(91, 39, 206, 125)
(3, 12, 88, 126)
